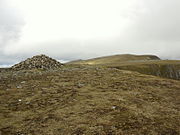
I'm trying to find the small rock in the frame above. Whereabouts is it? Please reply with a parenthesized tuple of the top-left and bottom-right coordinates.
(18, 99, 22, 102)
(26, 101, 30, 104)
(21, 81, 26, 84)
(112, 106, 116, 109)
(17, 85, 22, 89)
(77, 83, 85, 88)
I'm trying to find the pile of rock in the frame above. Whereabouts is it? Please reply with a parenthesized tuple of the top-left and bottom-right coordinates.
(11, 54, 63, 70)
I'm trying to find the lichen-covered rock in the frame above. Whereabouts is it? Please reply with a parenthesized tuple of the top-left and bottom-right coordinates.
(11, 54, 63, 70)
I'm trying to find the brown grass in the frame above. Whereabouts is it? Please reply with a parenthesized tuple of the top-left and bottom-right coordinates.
(0, 65, 180, 134)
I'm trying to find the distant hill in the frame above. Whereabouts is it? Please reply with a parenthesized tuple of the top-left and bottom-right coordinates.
(67, 54, 160, 65)
(67, 54, 180, 80)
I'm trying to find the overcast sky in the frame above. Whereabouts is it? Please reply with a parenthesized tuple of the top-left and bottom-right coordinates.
(0, 0, 180, 66)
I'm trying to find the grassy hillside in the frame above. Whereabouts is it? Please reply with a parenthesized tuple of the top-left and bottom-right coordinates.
(0, 66, 180, 134)
(107, 60, 180, 80)
(68, 54, 160, 65)
(68, 54, 180, 80)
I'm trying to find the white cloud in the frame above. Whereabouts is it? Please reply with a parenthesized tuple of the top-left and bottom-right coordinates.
(0, 0, 180, 65)
(0, 0, 24, 48)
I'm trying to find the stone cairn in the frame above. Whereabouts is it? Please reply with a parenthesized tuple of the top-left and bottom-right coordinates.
(11, 54, 63, 70)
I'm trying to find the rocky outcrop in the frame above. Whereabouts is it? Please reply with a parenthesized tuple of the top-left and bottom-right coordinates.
(115, 64, 180, 80)
(11, 54, 63, 70)
(151, 64, 180, 80)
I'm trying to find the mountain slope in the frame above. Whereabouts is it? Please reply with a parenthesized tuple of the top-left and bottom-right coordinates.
(0, 66, 180, 134)
(67, 54, 180, 80)
(68, 54, 160, 65)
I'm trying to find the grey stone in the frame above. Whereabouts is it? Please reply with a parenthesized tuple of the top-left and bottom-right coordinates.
(11, 54, 63, 70)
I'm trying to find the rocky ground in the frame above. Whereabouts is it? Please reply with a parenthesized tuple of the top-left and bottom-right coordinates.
(0, 65, 180, 135)
(11, 55, 62, 70)
(68, 54, 180, 80)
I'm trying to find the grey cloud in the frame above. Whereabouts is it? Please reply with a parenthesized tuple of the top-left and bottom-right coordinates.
(131, 0, 180, 41)
(0, 0, 25, 66)
(0, 0, 25, 48)
(115, 0, 180, 59)
(10, 40, 100, 61)
(1, 0, 180, 66)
